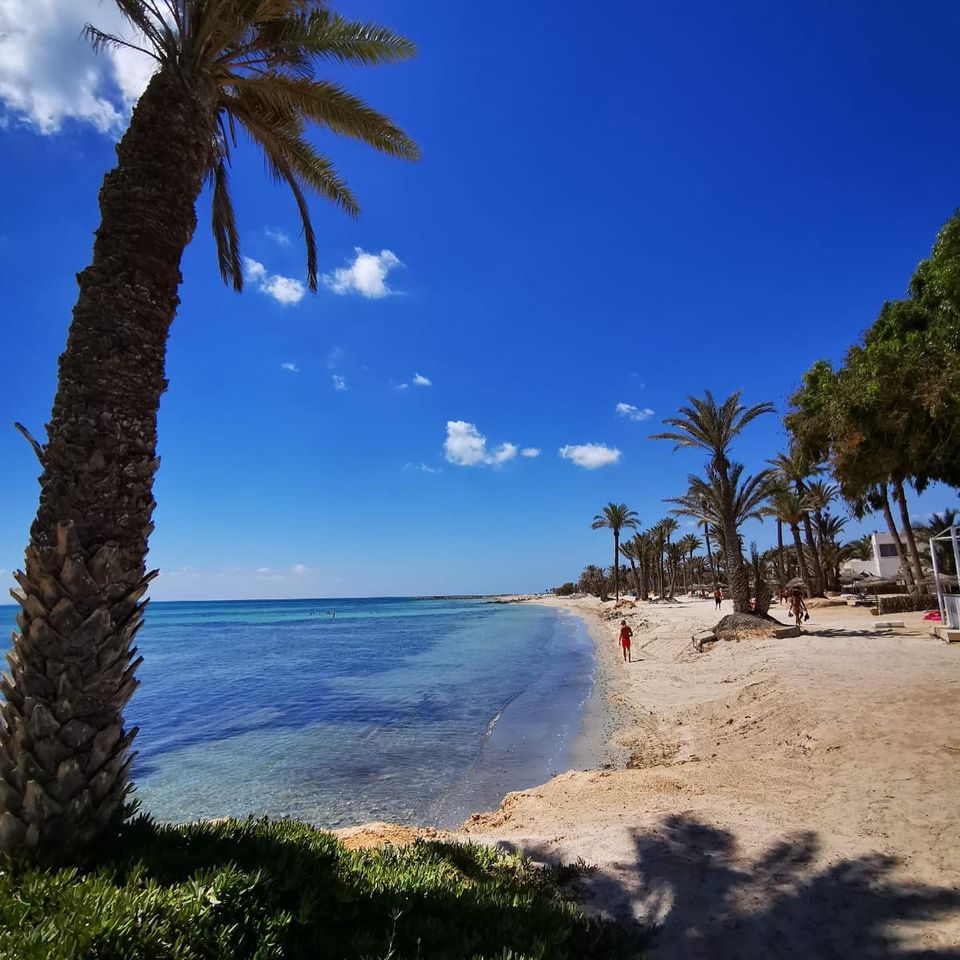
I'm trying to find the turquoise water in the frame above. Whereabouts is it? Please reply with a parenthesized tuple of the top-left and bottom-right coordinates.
(0, 598, 594, 827)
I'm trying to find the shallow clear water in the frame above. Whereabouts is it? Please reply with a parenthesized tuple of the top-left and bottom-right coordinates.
(0, 598, 594, 827)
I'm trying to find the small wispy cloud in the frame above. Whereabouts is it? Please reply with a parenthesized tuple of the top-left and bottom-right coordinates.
(444, 421, 519, 467)
(520, 448, 541, 458)
(332, 374, 348, 392)
(243, 257, 305, 305)
(323, 248, 402, 299)
(559, 443, 622, 469)
(265, 227, 291, 246)
(280, 362, 299, 373)
(616, 402, 654, 422)
(404, 462, 440, 474)
(395, 372, 431, 390)
(290, 563, 311, 576)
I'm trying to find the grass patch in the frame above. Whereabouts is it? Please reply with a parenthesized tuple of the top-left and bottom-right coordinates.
(0, 816, 638, 959)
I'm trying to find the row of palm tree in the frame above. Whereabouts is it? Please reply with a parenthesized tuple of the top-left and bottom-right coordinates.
(576, 390, 947, 612)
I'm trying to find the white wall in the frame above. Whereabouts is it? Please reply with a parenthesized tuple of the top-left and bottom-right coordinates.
(872, 532, 905, 579)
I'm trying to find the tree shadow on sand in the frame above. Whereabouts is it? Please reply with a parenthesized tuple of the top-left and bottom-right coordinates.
(509, 814, 960, 959)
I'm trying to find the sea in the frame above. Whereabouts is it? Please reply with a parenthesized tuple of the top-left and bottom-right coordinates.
(0, 597, 595, 828)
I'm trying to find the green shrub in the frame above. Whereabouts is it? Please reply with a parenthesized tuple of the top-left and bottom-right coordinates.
(0, 817, 638, 959)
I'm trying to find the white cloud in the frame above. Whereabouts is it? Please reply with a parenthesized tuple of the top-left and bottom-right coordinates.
(280, 362, 299, 373)
(265, 227, 290, 246)
(520, 447, 541, 458)
(559, 443, 622, 469)
(243, 257, 305, 305)
(255, 567, 272, 574)
(0, 0, 155, 134)
(616, 402, 655, 422)
(323, 248, 402, 299)
(444, 421, 519, 467)
(395, 372, 431, 390)
(261, 275, 305, 305)
(290, 563, 311, 576)
(332, 374, 348, 392)
(404, 462, 440, 474)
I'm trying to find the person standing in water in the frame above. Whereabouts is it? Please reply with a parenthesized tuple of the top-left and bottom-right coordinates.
(618, 619, 633, 663)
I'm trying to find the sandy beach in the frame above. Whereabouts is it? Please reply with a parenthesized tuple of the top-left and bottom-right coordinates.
(460, 596, 960, 957)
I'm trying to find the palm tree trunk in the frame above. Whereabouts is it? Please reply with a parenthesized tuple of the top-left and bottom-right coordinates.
(715, 459, 751, 613)
(776, 520, 785, 591)
(791, 524, 813, 595)
(704, 522, 716, 587)
(612, 531, 620, 602)
(0, 68, 217, 858)
(879, 483, 916, 593)
(627, 557, 641, 598)
(802, 513, 826, 596)
(892, 479, 925, 592)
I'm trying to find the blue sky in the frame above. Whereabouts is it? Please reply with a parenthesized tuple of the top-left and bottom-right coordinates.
(0, 0, 958, 599)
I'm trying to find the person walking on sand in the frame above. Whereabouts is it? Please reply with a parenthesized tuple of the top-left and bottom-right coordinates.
(618, 619, 633, 663)
(789, 588, 808, 628)
(713, 587, 723, 611)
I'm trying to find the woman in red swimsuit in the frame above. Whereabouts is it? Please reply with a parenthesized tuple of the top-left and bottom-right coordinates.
(619, 619, 633, 663)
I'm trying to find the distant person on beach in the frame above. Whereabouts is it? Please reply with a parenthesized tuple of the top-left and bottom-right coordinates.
(618, 619, 633, 663)
(713, 587, 722, 610)
(789, 588, 808, 627)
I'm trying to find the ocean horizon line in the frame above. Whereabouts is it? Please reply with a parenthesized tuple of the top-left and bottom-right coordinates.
(0, 592, 536, 609)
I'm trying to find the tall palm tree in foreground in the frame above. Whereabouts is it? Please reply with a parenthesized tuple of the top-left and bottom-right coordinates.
(652, 391, 774, 613)
(592, 503, 639, 602)
(1, 1, 419, 859)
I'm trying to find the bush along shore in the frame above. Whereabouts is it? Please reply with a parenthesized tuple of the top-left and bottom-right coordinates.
(1, 816, 639, 960)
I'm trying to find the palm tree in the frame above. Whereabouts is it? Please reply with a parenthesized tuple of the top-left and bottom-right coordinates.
(631, 531, 656, 599)
(678, 532, 702, 594)
(578, 564, 606, 599)
(915, 508, 959, 575)
(0, 2, 419, 859)
(652, 391, 774, 613)
(619, 539, 642, 599)
(658, 517, 680, 596)
(769, 488, 814, 596)
(767, 452, 827, 596)
(592, 503, 639, 601)
(749, 542, 773, 616)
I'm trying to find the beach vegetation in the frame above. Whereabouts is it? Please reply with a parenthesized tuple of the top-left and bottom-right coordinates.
(577, 565, 608, 600)
(1, 1, 419, 859)
(0, 816, 633, 960)
(652, 391, 775, 613)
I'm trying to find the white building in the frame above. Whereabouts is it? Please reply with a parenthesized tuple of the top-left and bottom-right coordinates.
(842, 532, 906, 580)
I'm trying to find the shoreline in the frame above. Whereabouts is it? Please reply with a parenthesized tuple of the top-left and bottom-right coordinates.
(456, 594, 960, 954)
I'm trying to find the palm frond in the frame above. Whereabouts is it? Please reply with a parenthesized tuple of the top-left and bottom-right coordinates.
(227, 77, 420, 160)
(209, 156, 243, 290)
(82, 25, 159, 62)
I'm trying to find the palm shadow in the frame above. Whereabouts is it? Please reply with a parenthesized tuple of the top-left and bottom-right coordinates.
(504, 814, 960, 959)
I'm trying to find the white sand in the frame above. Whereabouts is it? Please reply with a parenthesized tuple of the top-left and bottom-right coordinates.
(462, 596, 960, 957)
